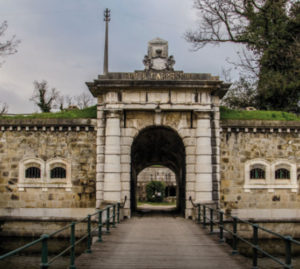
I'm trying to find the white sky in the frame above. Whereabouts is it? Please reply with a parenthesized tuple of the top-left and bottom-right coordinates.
(0, 0, 241, 113)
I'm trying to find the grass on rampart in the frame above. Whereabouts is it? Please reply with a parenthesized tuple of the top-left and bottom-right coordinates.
(0, 105, 97, 119)
(220, 107, 300, 121)
(1, 105, 299, 121)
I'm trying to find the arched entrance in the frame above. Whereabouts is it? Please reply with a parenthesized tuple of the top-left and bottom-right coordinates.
(131, 126, 186, 215)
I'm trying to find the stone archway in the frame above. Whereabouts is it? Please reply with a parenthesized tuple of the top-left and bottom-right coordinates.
(131, 126, 186, 215)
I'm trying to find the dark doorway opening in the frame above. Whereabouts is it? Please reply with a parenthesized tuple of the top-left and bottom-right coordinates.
(131, 126, 186, 216)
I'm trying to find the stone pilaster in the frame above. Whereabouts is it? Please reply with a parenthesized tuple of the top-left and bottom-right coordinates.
(103, 110, 122, 203)
(211, 102, 220, 201)
(195, 111, 213, 202)
(96, 104, 105, 208)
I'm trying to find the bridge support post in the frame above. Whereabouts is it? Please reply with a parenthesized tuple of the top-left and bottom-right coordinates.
(284, 236, 292, 269)
(98, 210, 103, 242)
(40, 234, 49, 269)
(232, 217, 238, 255)
(252, 224, 258, 269)
(106, 207, 110, 234)
(86, 215, 92, 253)
(219, 211, 225, 243)
(113, 205, 116, 228)
(69, 222, 76, 269)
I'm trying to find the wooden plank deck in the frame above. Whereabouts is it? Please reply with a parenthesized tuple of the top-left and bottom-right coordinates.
(76, 211, 249, 269)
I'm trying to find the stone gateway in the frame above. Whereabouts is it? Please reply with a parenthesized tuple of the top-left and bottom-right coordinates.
(86, 38, 229, 217)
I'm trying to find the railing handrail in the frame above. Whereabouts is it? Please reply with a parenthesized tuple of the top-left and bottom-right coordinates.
(0, 199, 125, 268)
(189, 196, 300, 269)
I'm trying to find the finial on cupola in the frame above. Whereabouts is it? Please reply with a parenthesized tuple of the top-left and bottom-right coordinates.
(103, 8, 111, 75)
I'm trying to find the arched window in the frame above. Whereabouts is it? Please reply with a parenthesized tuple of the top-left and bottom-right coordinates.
(50, 167, 66, 178)
(275, 168, 290, 179)
(250, 168, 265, 179)
(25, 167, 41, 178)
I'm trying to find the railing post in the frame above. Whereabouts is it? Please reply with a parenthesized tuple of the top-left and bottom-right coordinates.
(219, 211, 224, 243)
(86, 215, 92, 253)
(210, 208, 214, 234)
(203, 205, 206, 228)
(197, 204, 201, 224)
(98, 210, 103, 242)
(284, 236, 292, 269)
(252, 224, 258, 269)
(69, 222, 76, 269)
(106, 206, 110, 234)
(117, 203, 120, 224)
(40, 234, 49, 269)
(112, 204, 116, 228)
(232, 217, 238, 255)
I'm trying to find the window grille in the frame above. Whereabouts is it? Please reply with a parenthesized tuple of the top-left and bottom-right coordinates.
(50, 167, 66, 179)
(25, 167, 41, 178)
(275, 168, 290, 179)
(250, 168, 265, 179)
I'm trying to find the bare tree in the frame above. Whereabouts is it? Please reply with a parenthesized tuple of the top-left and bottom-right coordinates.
(0, 21, 20, 66)
(0, 102, 8, 115)
(74, 92, 95, 109)
(30, 80, 60, 112)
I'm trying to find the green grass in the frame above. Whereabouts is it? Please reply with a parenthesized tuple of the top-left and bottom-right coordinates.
(220, 106, 300, 121)
(0, 105, 97, 119)
(1, 105, 299, 121)
(138, 201, 176, 206)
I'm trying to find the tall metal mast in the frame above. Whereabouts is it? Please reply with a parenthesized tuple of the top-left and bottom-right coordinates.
(103, 8, 111, 75)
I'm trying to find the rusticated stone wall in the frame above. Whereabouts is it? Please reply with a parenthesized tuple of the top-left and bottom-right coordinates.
(220, 120, 300, 220)
(0, 119, 97, 219)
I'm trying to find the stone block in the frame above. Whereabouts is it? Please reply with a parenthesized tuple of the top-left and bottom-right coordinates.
(195, 191, 212, 202)
(121, 128, 138, 138)
(186, 155, 195, 164)
(195, 164, 212, 173)
(186, 182, 195, 191)
(121, 181, 130, 191)
(120, 154, 131, 164)
(97, 155, 105, 164)
(186, 146, 195, 155)
(183, 137, 196, 146)
(195, 173, 212, 182)
(104, 145, 121, 155)
(196, 155, 212, 165)
(96, 163, 104, 173)
(103, 191, 121, 203)
(121, 136, 133, 146)
(121, 172, 130, 182)
(121, 145, 131, 155)
(186, 172, 195, 182)
(196, 144, 212, 155)
(186, 164, 195, 174)
(104, 163, 121, 173)
(121, 164, 130, 173)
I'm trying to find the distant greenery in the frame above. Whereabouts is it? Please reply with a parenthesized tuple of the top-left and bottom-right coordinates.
(146, 181, 165, 203)
(220, 106, 300, 121)
(0, 105, 97, 119)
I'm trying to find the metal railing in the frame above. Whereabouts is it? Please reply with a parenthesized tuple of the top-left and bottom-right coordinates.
(189, 196, 300, 269)
(0, 196, 127, 269)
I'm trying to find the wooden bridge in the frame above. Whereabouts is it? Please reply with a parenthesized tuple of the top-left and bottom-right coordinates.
(75, 210, 247, 269)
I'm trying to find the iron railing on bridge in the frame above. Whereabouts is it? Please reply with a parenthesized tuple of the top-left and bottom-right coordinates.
(189, 196, 300, 269)
(0, 196, 127, 269)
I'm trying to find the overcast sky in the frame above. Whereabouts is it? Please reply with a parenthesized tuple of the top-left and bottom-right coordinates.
(0, 0, 241, 113)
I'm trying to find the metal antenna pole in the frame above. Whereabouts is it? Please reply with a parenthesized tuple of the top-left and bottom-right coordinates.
(103, 8, 111, 75)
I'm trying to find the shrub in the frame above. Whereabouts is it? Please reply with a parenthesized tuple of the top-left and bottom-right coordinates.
(146, 181, 166, 202)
